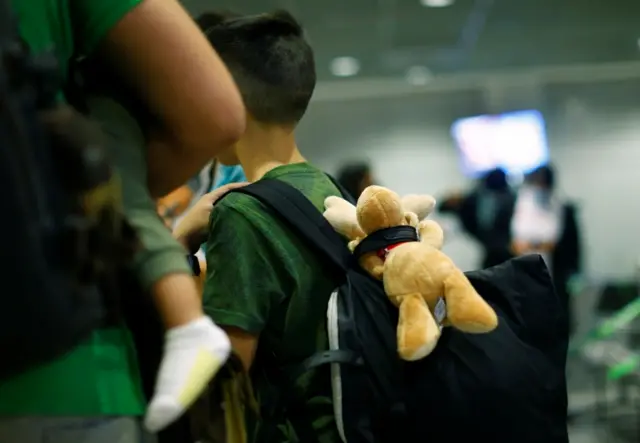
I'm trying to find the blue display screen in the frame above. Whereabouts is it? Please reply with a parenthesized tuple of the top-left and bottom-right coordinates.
(451, 109, 549, 178)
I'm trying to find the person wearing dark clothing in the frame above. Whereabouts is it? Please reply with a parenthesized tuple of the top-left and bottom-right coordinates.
(529, 165, 582, 335)
(442, 164, 581, 333)
(519, 164, 580, 275)
(552, 204, 581, 285)
(511, 165, 562, 266)
(336, 162, 375, 201)
(439, 168, 517, 269)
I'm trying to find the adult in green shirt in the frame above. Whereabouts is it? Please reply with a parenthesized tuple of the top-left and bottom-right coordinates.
(0, 0, 245, 441)
(177, 10, 342, 443)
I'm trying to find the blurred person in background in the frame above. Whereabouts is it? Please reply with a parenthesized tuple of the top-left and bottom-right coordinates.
(511, 164, 562, 266)
(336, 161, 376, 200)
(439, 168, 517, 268)
(512, 164, 581, 333)
(162, 162, 247, 229)
(214, 163, 247, 189)
(157, 185, 194, 228)
(187, 161, 247, 206)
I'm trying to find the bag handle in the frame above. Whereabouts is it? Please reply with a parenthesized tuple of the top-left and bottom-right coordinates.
(231, 179, 350, 273)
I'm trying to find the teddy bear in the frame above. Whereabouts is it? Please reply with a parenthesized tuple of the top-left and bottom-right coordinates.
(323, 185, 498, 361)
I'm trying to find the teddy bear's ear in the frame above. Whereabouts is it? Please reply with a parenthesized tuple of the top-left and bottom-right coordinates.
(401, 194, 436, 221)
(323, 196, 365, 239)
(404, 211, 419, 227)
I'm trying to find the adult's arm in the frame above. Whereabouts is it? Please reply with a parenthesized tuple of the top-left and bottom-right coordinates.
(437, 192, 465, 214)
(91, 0, 245, 197)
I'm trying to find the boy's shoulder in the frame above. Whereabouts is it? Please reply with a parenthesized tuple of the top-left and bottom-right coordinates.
(209, 191, 277, 244)
(214, 190, 265, 223)
(216, 164, 340, 221)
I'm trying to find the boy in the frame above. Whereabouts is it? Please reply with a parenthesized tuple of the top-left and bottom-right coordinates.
(191, 10, 342, 443)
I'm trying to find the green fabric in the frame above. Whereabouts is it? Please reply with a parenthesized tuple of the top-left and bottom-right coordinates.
(0, 0, 146, 416)
(203, 163, 342, 443)
(12, 0, 142, 81)
(0, 327, 145, 415)
(87, 97, 192, 291)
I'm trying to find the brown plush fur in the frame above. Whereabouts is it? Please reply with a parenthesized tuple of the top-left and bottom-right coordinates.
(324, 186, 498, 361)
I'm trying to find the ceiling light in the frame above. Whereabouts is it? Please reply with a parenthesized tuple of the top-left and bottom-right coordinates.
(330, 57, 360, 77)
(406, 66, 433, 86)
(420, 0, 455, 7)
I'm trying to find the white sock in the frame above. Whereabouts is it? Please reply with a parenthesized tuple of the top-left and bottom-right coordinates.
(144, 316, 231, 432)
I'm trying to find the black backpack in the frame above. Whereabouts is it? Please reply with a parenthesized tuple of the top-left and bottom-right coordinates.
(229, 178, 569, 443)
(0, 1, 134, 380)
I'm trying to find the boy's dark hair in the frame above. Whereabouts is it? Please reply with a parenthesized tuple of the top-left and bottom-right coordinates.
(197, 10, 316, 125)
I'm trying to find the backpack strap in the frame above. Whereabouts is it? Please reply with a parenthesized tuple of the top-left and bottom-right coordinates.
(324, 173, 356, 204)
(227, 179, 355, 443)
(232, 178, 351, 274)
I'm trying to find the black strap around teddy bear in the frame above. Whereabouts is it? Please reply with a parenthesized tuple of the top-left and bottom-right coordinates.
(353, 226, 419, 260)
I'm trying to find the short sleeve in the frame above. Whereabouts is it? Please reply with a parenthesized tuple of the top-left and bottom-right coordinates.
(88, 96, 191, 290)
(202, 199, 288, 334)
(70, 0, 143, 56)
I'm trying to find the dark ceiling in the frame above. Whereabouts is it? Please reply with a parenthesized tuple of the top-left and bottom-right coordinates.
(182, 0, 640, 82)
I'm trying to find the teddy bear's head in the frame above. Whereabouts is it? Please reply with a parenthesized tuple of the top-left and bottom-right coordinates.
(324, 186, 438, 242)
(356, 186, 405, 234)
(356, 186, 438, 234)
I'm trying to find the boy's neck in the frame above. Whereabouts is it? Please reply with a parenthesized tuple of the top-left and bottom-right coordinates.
(236, 123, 306, 182)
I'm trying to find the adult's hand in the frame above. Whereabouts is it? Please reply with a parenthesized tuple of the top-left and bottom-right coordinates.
(511, 240, 532, 256)
(173, 182, 248, 252)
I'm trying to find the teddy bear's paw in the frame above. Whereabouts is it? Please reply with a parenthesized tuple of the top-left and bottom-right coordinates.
(443, 270, 498, 333)
(357, 253, 385, 280)
(397, 293, 441, 361)
(418, 219, 444, 250)
(324, 195, 347, 208)
(399, 335, 439, 361)
(403, 211, 419, 228)
(371, 265, 384, 280)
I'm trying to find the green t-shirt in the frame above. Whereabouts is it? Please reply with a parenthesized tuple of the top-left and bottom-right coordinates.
(203, 163, 342, 443)
(0, 0, 146, 416)
(13, 0, 142, 77)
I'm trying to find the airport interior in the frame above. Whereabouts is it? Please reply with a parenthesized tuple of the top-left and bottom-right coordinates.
(183, 1, 640, 441)
(4, 0, 640, 442)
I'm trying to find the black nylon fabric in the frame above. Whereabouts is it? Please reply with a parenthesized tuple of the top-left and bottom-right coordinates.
(352, 226, 419, 258)
(334, 270, 402, 443)
(335, 256, 568, 443)
(403, 255, 569, 442)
